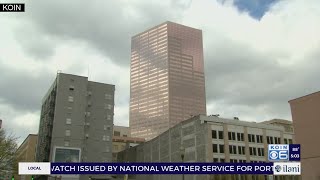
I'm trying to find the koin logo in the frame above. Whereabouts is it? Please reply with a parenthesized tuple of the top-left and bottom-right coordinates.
(269, 151, 278, 160)
(268, 145, 289, 161)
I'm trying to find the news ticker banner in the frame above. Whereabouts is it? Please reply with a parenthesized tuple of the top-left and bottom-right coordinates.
(19, 162, 301, 176)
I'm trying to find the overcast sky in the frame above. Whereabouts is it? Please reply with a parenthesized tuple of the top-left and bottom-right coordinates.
(0, 0, 319, 144)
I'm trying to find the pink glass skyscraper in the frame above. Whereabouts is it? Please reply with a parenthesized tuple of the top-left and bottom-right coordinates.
(130, 21, 207, 140)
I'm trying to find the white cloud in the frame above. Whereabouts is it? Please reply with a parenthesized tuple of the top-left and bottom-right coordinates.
(0, 0, 320, 143)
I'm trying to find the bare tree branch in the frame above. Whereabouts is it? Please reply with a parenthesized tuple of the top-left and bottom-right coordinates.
(0, 128, 19, 177)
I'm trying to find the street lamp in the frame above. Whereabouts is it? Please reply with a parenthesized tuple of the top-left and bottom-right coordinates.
(180, 146, 185, 180)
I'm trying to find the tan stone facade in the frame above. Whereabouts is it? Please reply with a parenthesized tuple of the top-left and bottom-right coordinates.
(118, 115, 300, 180)
(14, 134, 38, 180)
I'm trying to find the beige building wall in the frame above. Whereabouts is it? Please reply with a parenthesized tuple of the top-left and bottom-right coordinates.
(113, 125, 130, 137)
(118, 115, 298, 180)
(14, 134, 38, 180)
(289, 91, 320, 180)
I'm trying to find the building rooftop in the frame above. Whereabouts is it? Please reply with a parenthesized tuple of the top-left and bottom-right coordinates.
(112, 136, 145, 143)
(132, 21, 202, 38)
(262, 119, 292, 125)
(288, 90, 320, 103)
(16, 134, 38, 152)
(200, 115, 284, 131)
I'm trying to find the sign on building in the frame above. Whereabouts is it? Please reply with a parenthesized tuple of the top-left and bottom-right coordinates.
(53, 147, 81, 162)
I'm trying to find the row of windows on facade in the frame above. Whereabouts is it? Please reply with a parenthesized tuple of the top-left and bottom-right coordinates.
(213, 158, 264, 163)
(113, 131, 128, 137)
(64, 141, 111, 153)
(68, 85, 113, 99)
(65, 118, 112, 125)
(68, 96, 113, 110)
(212, 144, 265, 156)
(68, 96, 112, 110)
(212, 130, 292, 144)
(64, 130, 111, 141)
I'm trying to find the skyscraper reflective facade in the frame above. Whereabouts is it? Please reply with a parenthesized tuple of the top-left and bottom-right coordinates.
(130, 21, 206, 140)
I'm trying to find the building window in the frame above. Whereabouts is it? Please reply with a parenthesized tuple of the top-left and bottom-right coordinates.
(65, 130, 71, 136)
(64, 141, 70, 147)
(288, 139, 293, 144)
(66, 118, 71, 125)
(212, 130, 217, 139)
(67, 107, 72, 112)
(114, 131, 121, 136)
(106, 115, 112, 120)
(213, 158, 219, 162)
(106, 136, 110, 141)
(237, 133, 244, 141)
(249, 147, 257, 156)
(87, 91, 92, 96)
(104, 125, 107, 130)
(284, 138, 288, 144)
(267, 136, 274, 144)
(103, 135, 106, 141)
(219, 145, 224, 153)
(238, 146, 245, 155)
(212, 144, 218, 153)
(256, 135, 263, 143)
(220, 158, 225, 162)
(106, 147, 110, 152)
(105, 94, 112, 100)
(69, 85, 74, 91)
(68, 96, 74, 102)
(248, 134, 256, 143)
(228, 132, 236, 141)
(229, 145, 237, 154)
(230, 159, 237, 163)
(218, 131, 224, 139)
(114, 145, 118, 151)
(258, 148, 265, 157)
(105, 104, 112, 110)
(85, 112, 91, 117)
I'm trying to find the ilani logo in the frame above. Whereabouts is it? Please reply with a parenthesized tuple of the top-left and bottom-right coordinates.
(268, 144, 289, 161)
(274, 165, 282, 172)
(273, 162, 301, 175)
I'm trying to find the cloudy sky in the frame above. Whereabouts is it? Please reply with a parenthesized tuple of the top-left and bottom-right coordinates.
(1, 0, 319, 144)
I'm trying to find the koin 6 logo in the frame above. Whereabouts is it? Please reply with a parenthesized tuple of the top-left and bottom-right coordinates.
(268, 144, 289, 161)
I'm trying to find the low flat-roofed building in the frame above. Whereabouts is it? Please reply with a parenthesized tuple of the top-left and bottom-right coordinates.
(112, 126, 145, 162)
(117, 115, 298, 180)
(14, 134, 38, 180)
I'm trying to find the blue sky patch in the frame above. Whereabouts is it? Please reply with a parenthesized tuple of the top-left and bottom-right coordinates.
(218, 0, 277, 19)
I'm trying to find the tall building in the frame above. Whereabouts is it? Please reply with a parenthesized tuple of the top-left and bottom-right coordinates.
(130, 21, 207, 140)
(14, 134, 38, 180)
(118, 115, 297, 180)
(35, 73, 115, 180)
(289, 91, 320, 180)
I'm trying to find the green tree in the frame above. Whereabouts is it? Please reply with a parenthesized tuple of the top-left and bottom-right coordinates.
(0, 128, 18, 178)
